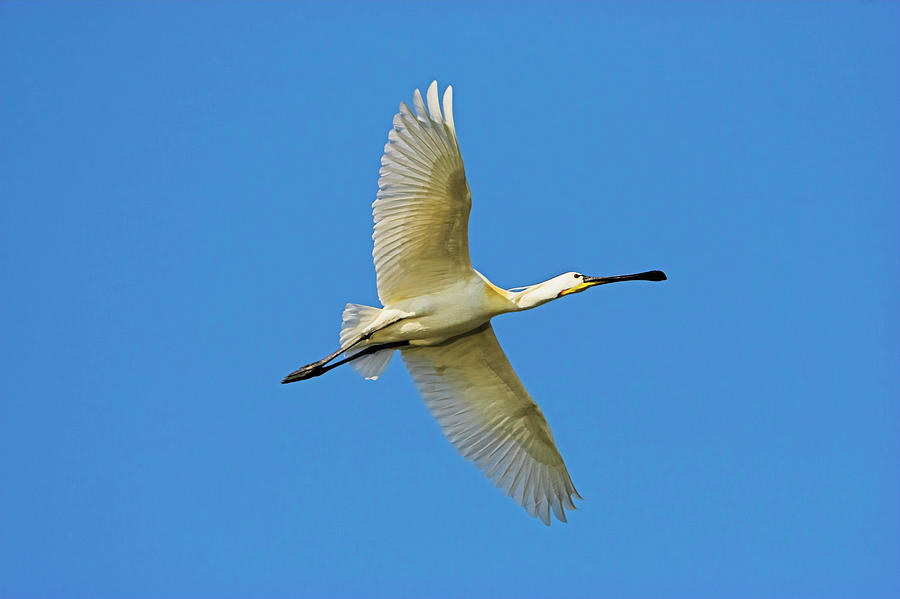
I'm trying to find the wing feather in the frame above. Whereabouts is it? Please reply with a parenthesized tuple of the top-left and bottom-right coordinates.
(426, 80, 443, 121)
(401, 324, 581, 525)
(374, 81, 473, 305)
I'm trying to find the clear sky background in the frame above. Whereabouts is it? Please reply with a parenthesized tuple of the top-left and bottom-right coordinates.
(2, 2, 898, 598)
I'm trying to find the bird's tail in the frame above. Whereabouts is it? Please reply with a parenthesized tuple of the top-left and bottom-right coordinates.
(341, 303, 394, 380)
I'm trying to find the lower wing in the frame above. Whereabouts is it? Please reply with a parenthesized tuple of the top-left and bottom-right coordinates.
(401, 324, 581, 524)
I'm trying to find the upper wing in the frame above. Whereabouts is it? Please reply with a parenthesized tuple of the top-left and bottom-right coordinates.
(373, 81, 473, 306)
(401, 324, 581, 525)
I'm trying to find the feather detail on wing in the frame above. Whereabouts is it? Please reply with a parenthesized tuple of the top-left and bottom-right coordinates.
(374, 81, 473, 305)
(401, 324, 581, 525)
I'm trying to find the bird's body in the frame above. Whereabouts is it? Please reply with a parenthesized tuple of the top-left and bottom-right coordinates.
(283, 81, 666, 525)
(362, 271, 507, 346)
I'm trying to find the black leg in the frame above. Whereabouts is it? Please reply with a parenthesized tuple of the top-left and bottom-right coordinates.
(281, 340, 410, 384)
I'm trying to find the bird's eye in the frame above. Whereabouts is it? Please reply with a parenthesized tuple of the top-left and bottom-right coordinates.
(574, 273, 582, 278)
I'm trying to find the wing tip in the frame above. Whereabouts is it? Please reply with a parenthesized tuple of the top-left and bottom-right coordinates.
(425, 80, 442, 122)
(442, 84, 456, 139)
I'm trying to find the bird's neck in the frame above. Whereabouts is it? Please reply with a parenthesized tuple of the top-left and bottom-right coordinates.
(475, 270, 557, 314)
(507, 284, 555, 311)
(474, 270, 526, 314)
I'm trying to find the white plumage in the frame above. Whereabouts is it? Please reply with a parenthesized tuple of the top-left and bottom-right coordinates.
(402, 324, 580, 524)
(374, 82, 470, 306)
(283, 81, 666, 525)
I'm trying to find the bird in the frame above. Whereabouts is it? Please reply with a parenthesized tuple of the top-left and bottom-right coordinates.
(282, 81, 666, 525)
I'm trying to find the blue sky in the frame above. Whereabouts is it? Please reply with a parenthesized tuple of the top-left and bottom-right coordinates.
(2, 2, 898, 597)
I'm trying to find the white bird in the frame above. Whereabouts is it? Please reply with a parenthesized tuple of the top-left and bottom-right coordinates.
(283, 81, 666, 525)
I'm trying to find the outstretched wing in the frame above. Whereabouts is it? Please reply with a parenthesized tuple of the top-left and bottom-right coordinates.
(401, 324, 581, 525)
(373, 81, 473, 306)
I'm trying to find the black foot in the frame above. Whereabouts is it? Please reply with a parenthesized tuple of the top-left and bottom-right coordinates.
(281, 362, 327, 384)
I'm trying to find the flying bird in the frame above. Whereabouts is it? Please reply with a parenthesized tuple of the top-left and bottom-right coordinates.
(283, 81, 666, 525)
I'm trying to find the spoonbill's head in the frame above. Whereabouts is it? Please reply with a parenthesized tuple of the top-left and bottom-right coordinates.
(513, 270, 667, 310)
